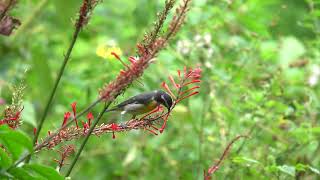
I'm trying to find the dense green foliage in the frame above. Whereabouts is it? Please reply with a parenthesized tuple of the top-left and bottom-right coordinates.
(1, 0, 320, 179)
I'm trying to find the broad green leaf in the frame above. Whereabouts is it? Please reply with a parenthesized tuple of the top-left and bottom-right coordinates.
(8, 167, 41, 180)
(0, 147, 12, 169)
(23, 164, 63, 180)
(0, 125, 32, 161)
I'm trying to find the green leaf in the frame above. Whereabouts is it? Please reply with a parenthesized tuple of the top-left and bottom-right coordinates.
(23, 164, 63, 180)
(308, 166, 320, 175)
(295, 163, 307, 172)
(0, 147, 12, 169)
(0, 125, 32, 161)
(232, 156, 260, 165)
(8, 167, 40, 180)
(278, 165, 296, 176)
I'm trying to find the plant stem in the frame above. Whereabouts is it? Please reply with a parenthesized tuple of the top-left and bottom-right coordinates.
(65, 101, 112, 177)
(35, 98, 102, 151)
(9, 98, 101, 169)
(26, 26, 82, 163)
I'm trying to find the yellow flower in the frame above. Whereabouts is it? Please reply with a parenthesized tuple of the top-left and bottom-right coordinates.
(96, 44, 122, 60)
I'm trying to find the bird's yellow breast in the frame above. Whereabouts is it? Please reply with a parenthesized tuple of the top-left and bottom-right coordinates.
(133, 100, 158, 115)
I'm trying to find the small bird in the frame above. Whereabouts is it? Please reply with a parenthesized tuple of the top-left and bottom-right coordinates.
(105, 90, 173, 119)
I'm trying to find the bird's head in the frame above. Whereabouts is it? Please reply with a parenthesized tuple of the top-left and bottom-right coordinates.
(154, 90, 173, 111)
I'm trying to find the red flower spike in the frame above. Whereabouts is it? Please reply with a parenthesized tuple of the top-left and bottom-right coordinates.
(120, 70, 126, 75)
(145, 128, 158, 136)
(87, 112, 93, 126)
(81, 121, 89, 134)
(177, 69, 181, 78)
(161, 82, 176, 99)
(111, 52, 130, 69)
(33, 128, 37, 136)
(204, 135, 248, 179)
(176, 91, 199, 104)
(159, 113, 170, 133)
(188, 67, 202, 79)
(182, 79, 201, 87)
(71, 102, 77, 112)
(111, 52, 121, 60)
(193, 67, 202, 75)
(71, 102, 78, 128)
(150, 124, 159, 131)
(179, 86, 200, 96)
(169, 75, 180, 89)
(111, 123, 119, 139)
(48, 131, 51, 135)
(62, 112, 71, 127)
(183, 66, 187, 77)
(128, 56, 137, 64)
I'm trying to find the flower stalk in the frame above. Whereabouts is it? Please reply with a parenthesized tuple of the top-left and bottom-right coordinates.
(27, 0, 101, 163)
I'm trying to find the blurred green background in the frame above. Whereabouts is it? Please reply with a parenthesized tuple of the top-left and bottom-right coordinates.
(1, 0, 320, 179)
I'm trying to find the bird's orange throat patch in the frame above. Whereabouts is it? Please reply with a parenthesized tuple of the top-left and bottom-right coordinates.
(135, 100, 158, 114)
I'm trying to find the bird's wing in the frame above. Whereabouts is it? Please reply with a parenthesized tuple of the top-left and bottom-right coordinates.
(106, 91, 157, 112)
(115, 91, 156, 108)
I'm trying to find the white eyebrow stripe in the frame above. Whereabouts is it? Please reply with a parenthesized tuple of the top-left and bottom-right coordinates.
(161, 95, 169, 108)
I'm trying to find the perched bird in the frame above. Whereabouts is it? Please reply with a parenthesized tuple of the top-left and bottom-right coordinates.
(105, 90, 173, 119)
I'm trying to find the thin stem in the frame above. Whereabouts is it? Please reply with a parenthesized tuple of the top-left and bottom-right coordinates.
(197, 92, 210, 176)
(27, 26, 82, 163)
(145, 0, 175, 47)
(8, 98, 102, 169)
(165, 0, 190, 41)
(236, 123, 256, 154)
(65, 101, 112, 177)
(204, 135, 248, 180)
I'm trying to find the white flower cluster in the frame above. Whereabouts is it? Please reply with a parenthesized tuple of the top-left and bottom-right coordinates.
(176, 33, 214, 58)
(176, 39, 192, 55)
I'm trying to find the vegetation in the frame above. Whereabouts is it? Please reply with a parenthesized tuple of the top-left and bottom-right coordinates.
(0, 0, 320, 179)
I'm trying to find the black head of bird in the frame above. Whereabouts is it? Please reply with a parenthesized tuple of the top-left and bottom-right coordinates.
(154, 90, 173, 111)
